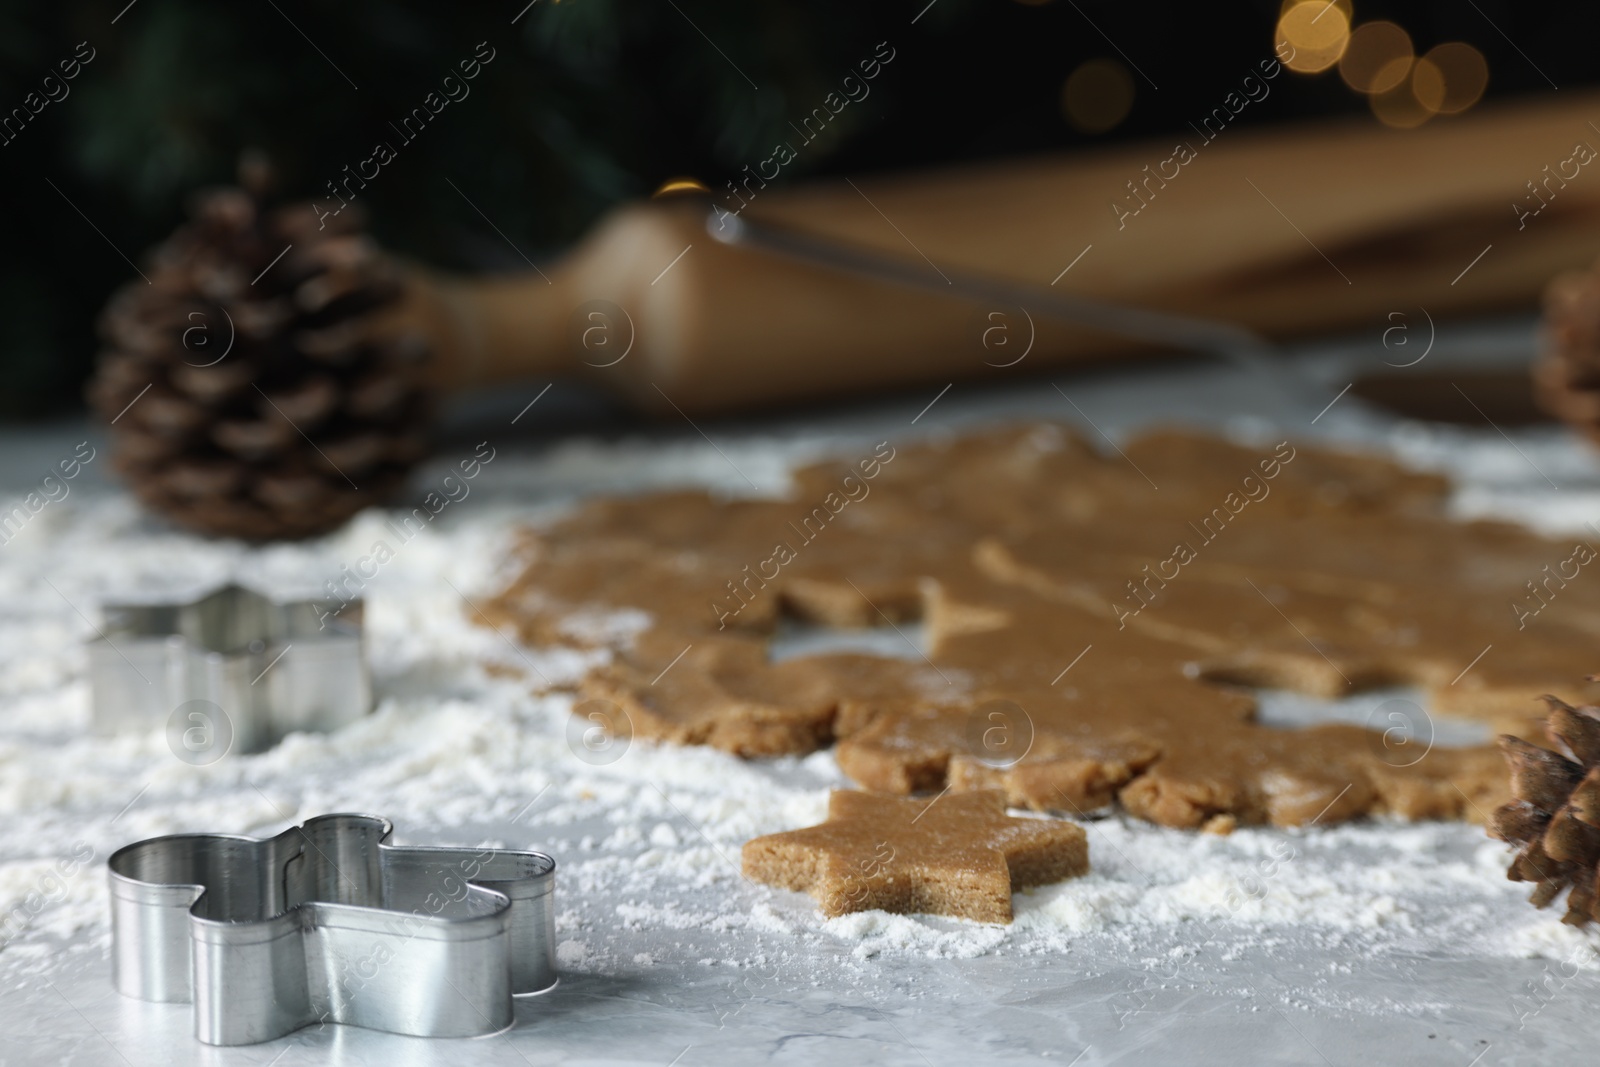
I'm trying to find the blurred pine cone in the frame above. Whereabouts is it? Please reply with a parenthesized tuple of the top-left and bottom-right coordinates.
(88, 179, 430, 541)
(1537, 265, 1600, 441)
(1490, 695, 1600, 924)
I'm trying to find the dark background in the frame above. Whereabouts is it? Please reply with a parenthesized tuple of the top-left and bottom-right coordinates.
(0, 0, 1583, 418)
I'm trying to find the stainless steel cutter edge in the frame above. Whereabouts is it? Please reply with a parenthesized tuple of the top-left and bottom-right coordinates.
(88, 582, 370, 754)
(108, 813, 557, 1045)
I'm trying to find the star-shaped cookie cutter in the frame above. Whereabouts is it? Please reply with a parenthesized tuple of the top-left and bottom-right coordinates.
(108, 814, 557, 1045)
(88, 583, 370, 756)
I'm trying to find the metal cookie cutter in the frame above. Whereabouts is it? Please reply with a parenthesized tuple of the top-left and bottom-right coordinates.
(108, 814, 557, 1045)
(88, 583, 370, 755)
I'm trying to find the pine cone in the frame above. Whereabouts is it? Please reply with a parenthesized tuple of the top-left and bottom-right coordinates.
(1536, 264, 1600, 443)
(88, 183, 430, 541)
(1489, 695, 1600, 924)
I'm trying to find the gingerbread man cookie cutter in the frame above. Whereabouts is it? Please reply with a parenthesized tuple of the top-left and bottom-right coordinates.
(108, 814, 557, 1045)
(88, 583, 370, 756)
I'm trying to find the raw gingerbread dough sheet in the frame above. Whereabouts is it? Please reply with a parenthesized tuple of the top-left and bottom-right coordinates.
(486, 419, 1600, 844)
(3, 332, 1600, 1064)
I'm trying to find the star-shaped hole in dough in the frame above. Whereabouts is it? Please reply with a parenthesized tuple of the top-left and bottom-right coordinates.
(742, 789, 1088, 923)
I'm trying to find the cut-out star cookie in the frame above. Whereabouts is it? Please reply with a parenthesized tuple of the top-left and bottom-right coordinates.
(741, 789, 1088, 923)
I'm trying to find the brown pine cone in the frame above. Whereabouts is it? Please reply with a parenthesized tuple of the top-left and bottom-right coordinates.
(88, 181, 430, 541)
(1489, 695, 1600, 924)
(1537, 264, 1600, 442)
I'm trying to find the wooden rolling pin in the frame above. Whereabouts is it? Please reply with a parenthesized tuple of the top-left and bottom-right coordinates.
(382, 89, 1600, 413)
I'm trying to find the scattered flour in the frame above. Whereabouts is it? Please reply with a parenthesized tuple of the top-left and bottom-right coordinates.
(1, 418, 1598, 1028)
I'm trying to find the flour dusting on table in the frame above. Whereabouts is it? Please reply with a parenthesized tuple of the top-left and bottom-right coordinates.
(2, 408, 1600, 1026)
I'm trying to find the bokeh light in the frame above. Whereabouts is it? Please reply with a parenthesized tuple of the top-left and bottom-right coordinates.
(1061, 58, 1135, 134)
(1339, 21, 1413, 94)
(1278, 0, 1350, 15)
(1413, 42, 1489, 114)
(1369, 69, 1436, 129)
(1276, 1, 1352, 74)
